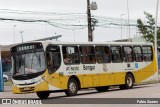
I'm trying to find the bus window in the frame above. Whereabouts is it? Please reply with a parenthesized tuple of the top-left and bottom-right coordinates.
(95, 46, 111, 63)
(123, 46, 134, 62)
(142, 46, 153, 61)
(133, 46, 143, 62)
(80, 46, 96, 64)
(46, 45, 61, 73)
(62, 46, 80, 65)
(110, 46, 123, 63)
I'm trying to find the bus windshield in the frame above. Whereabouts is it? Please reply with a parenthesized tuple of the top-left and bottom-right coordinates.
(12, 51, 46, 76)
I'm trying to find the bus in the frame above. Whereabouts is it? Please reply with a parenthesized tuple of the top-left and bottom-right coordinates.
(10, 41, 157, 99)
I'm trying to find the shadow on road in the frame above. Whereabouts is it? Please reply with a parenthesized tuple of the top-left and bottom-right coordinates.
(34, 84, 153, 100)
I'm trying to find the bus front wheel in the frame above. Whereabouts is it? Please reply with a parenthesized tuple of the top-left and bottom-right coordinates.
(36, 91, 50, 99)
(65, 78, 78, 96)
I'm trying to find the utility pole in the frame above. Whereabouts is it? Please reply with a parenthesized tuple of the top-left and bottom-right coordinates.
(127, 0, 131, 42)
(120, 14, 126, 39)
(87, 0, 97, 42)
(87, 0, 92, 42)
(20, 31, 24, 43)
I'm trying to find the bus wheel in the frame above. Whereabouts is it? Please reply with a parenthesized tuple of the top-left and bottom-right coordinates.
(124, 74, 134, 89)
(65, 78, 78, 96)
(119, 85, 125, 90)
(96, 86, 109, 92)
(36, 91, 50, 99)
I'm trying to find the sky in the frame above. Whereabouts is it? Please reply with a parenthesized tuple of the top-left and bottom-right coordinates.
(0, 0, 159, 44)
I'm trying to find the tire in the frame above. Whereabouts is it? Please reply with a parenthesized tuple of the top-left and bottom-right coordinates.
(3, 77, 7, 82)
(96, 86, 109, 92)
(36, 91, 50, 99)
(119, 85, 125, 90)
(124, 74, 134, 89)
(65, 78, 78, 96)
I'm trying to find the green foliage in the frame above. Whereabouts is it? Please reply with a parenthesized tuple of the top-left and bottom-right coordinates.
(137, 11, 160, 46)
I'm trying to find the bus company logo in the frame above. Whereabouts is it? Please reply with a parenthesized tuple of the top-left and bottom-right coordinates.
(66, 66, 79, 71)
(83, 65, 95, 71)
(135, 63, 138, 68)
(2, 99, 11, 104)
(103, 64, 108, 72)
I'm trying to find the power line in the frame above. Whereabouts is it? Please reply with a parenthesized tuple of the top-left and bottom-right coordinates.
(0, 8, 140, 31)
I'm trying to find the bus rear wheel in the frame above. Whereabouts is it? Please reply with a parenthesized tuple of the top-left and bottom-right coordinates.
(125, 74, 134, 89)
(36, 91, 50, 99)
(96, 86, 109, 92)
(119, 85, 125, 90)
(119, 73, 134, 90)
(65, 78, 78, 96)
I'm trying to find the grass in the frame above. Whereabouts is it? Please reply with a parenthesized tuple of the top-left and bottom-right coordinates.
(4, 80, 12, 86)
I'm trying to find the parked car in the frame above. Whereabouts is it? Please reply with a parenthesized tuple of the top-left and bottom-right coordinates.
(3, 74, 9, 82)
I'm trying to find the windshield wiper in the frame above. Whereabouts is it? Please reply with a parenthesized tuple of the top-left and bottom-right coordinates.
(31, 52, 36, 71)
(38, 54, 41, 67)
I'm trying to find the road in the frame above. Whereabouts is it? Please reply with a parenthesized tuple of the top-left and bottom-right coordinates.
(0, 83, 160, 107)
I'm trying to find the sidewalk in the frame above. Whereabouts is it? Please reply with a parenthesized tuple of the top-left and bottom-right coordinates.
(0, 86, 37, 98)
(4, 86, 11, 92)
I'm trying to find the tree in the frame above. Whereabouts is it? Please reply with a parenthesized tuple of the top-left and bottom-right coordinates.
(137, 11, 160, 46)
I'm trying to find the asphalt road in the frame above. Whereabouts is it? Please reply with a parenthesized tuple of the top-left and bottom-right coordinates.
(1, 83, 160, 107)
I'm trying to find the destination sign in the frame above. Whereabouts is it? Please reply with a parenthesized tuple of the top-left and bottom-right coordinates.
(17, 45, 35, 52)
(11, 43, 43, 53)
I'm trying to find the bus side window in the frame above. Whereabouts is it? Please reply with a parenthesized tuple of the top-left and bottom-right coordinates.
(142, 46, 153, 61)
(104, 46, 111, 63)
(80, 46, 96, 64)
(123, 46, 134, 62)
(110, 46, 123, 63)
(62, 46, 80, 65)
(133, 46, 143, 62)
(95, 46, 110, 63)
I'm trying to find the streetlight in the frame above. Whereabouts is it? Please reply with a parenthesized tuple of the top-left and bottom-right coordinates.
(13, 25, 16, 44)
(154, 0, 159, 81)
(127, 0, 131, 42)
(20, 31, 24, 43)
(120, 14, 126, 39)
(87, 0, 97, 42)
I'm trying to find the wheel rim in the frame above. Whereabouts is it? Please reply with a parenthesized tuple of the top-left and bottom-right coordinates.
(69, 82, 76, 94)
(127, 76, 133, 86)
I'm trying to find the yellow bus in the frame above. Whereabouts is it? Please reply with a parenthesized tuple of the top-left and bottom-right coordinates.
(10, 41, 157, 99)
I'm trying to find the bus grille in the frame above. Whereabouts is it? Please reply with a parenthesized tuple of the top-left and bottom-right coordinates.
(20, 87, 35, 92)
(18, 82, 36, 86)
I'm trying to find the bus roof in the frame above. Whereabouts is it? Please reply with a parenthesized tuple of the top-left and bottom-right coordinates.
(37, 40, 153, 46)
(10, 40, 153, 52)
(10, 40, 153, 50)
